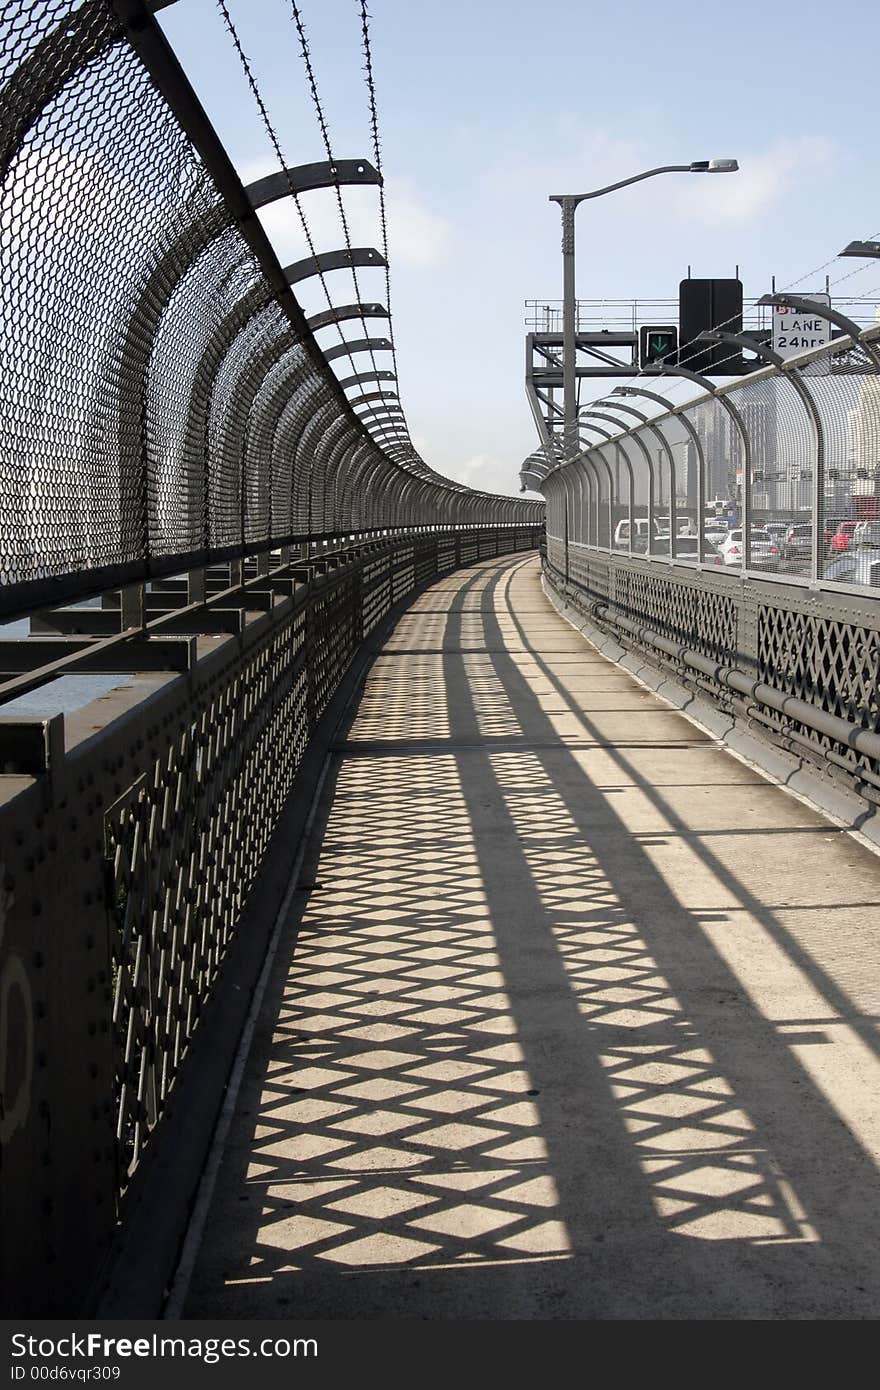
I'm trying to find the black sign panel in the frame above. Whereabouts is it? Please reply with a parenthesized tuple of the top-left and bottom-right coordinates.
(678, 278, 743, 374)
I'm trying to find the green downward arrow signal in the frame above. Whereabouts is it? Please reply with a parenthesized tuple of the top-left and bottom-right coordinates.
(650, 335, 670, 354)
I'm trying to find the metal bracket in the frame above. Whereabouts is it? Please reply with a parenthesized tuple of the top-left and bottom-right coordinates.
(245, 159, 380, 209)
(323, 337, 392, 363)
(307, 303, 389, 332)
(283, 247, 387, 286)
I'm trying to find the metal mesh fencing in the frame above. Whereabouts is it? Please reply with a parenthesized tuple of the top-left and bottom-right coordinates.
(535, 320, 880, 828)
(536, 324, 880, 591)
(0, 2, 540, 614)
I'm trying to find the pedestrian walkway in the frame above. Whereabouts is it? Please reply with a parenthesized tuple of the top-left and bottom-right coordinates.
(184, 554, 880, 1319)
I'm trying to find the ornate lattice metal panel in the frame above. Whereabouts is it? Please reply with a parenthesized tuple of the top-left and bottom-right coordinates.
(0, 525, 541, 1314)
(105, 602, 309, 1186)
(758, 604, 880, 779)
(614, 568, 738, 664)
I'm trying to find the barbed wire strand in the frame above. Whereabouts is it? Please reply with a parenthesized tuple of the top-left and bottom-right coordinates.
(214, 0, 380, 427)
(357, 0, 416, 463)
(287, 0, 391, 445)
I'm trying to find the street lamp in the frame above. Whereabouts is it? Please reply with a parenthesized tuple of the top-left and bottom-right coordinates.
(839, 240, 880, 259)
(549, 157, 739, 466)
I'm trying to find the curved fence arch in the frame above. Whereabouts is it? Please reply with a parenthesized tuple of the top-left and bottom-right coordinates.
(0, 0, 541, 616)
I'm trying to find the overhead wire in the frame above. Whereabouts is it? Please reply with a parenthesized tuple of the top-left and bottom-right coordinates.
(575, 227, 880, 437)
(566, 229, 880, 499)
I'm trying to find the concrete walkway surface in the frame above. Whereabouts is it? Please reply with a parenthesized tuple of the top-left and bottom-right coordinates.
(184, 554, 880, 1319)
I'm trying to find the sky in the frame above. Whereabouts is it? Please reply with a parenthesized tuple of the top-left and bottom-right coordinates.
(158, 0, 880, 499)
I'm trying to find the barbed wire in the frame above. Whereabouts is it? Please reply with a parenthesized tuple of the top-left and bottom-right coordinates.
(213, 0, 382, 421)
(287, 1, 386, 433)
(358, 0, 415, 463)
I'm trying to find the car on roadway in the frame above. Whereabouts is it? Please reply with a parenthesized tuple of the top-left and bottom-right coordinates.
(822, 546, 880, 588)
(763, 522, 790, 546)
(823, 516, 850, 547)
(853, 519, 880, 549)
(705, 522, 729, 548)
(717, 528, 780, 570)
(780, 523, 812, 561)
(613, 518, 651, 550)
(671, 535, 723, 564)
(829, 520, 857, 553)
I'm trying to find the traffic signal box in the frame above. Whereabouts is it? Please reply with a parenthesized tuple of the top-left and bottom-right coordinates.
(639, 325, 678, 369)
(678, 278, 743, 374)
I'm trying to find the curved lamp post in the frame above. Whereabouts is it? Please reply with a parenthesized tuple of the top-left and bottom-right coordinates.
(549, 158, 739, 466)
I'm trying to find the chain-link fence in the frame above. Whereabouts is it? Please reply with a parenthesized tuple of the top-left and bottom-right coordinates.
(0, 1, 540, 616)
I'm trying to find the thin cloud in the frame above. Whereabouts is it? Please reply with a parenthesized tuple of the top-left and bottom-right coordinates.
(486, 125, 647, 197)
(385, 180, 451, 267)
(678, 137, 838, 224)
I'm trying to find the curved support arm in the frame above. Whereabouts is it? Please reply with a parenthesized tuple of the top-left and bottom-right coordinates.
(349, 391, 401, 410)
(549, 164, 695, 206)
(611, 388, 685, 549)
(323, 336, 392, 364)
(591, 445, 617, 549)
(581, 411, 635, 551)
(593, 401, 664, 550)
(614, 386, 710, 559)
(338, 369, 397, 390)
(307, 302, 389, 332)
(578, 420, 619, 548)
(568, 451, 595, 548)
(702, 329, 826, 576)
(642, 365, 752, 561)
(283, 247, 387, 286)
(245, 159, 381, 210)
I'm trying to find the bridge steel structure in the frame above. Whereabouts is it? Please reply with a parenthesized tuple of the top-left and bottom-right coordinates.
(523, 321, 880, 854)
(0, 1, 542, 1314)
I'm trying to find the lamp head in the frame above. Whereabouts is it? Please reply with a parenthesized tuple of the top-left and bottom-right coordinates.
(689, 158, 739, 173)
(839, 240, 880, 258)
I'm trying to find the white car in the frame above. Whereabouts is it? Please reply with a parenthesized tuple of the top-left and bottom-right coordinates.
(613, 518, 652, 550)
(704, 523, 729, 548)
(852, 520, 880, 549)
(717, 528, 780, 571)
(823, 546, 880, 587)
(673, 535, 723, 564)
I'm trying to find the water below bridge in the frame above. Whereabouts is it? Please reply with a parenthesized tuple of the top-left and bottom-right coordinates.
(180, 553, 880, 1319)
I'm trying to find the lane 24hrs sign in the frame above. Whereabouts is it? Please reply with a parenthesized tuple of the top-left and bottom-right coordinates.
(772, 292, 831, 360)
